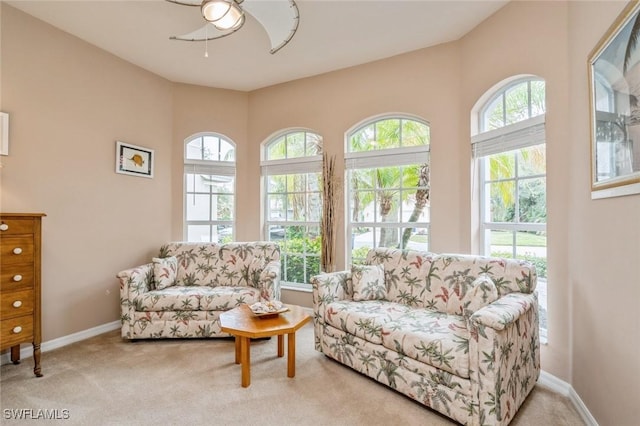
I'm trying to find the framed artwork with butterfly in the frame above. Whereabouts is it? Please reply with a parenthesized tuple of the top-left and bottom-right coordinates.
(115, 141, 154, 178)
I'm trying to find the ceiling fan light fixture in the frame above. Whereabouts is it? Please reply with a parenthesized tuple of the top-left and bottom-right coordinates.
(201, 0, 243, 30)
(169, 0, 300, 54)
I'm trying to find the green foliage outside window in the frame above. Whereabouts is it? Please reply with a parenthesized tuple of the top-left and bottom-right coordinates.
(281, 234, 321, 283)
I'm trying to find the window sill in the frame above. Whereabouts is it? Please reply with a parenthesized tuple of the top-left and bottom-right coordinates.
(281, 282, 312, 293)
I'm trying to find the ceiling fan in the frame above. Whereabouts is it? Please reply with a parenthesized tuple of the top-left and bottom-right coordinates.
(167, 0, 300, 54)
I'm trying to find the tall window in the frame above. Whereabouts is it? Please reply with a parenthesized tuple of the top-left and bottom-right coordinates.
(184, 133, 235, 243)
(472, 77, 548, 340)
(262, 130, 323, 287)
(346, 115, 430, 264)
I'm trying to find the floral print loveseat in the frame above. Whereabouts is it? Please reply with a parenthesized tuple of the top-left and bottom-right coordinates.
(311, 248, 539, 426)
(118, 242, 280, 339)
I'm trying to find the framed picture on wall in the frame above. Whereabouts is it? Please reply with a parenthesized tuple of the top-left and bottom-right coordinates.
(115, 141, 154, 178)
(588, 1, 640, 199)
(0, 112, 8, 156)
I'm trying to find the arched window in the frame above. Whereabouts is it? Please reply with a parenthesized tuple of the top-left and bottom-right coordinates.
(184, 133, 235, 242)
(345, 115, 430, 264)
(261, 129, 323, 287)
(472, 77, 547, 341)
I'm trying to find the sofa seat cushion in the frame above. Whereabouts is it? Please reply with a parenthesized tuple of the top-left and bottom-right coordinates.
(324, 300, 413, 344)
(135, 287, 203, 312)
(131, 311, 226, 338)
(381, 309, 470, 378)
(320, 322, 473, 397)
(199, 286, 262, 311)
(133, 310, 221, 322)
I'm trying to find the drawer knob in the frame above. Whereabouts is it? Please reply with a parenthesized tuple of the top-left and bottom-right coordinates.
(12, 300, 22, 308)
(13, 247, 23, 255)
(0, 223, 8, 231)
(13, 275, 22, 282)
(12, 326, 22, 334)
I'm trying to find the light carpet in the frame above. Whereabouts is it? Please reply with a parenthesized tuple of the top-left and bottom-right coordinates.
(1, 322, 584, 425)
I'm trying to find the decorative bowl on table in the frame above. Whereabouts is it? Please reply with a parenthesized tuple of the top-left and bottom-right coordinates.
(249, 301, 289, 318)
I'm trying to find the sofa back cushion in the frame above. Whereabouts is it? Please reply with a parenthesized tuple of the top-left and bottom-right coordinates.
(365, 248, 536, 316)
(433, 254, 537, 296)
(159, 242, 280, 288)
(365, 248, 436, 306)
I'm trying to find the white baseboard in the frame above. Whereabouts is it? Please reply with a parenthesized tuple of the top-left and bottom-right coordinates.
(1, 320, 120, 365)
(539, 370, 599, 426)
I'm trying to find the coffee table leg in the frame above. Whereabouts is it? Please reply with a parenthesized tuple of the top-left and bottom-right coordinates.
(287, 332, 296, 378)
(234, 336, 241, 364)
(277, 334, 284, 357)
(240, 337, 250, 387)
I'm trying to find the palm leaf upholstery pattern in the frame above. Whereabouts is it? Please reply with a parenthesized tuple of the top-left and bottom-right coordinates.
(118, 242, 281, 339)
(311, 248, 539, 426)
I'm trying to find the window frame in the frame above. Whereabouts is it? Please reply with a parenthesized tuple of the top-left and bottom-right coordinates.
(473, 77, 548, 341)
(477, 147, 547, 255)
(183, 132, 236, 243)
(261, 128, 323, 289)
(345, 114, 431, 266)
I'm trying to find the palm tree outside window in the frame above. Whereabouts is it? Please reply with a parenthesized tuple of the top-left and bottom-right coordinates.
(472, 77, 548, 341)
(346, 115, 431, 265)
(262, 129, 323, 288)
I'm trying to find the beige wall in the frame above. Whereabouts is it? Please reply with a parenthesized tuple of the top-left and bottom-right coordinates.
(568, 2, 640, 424)
(1, 6, 174, 338)
(3, 2, 639, 424)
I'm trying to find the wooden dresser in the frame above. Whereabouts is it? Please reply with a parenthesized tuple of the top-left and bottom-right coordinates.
(0, 213, 45, 377)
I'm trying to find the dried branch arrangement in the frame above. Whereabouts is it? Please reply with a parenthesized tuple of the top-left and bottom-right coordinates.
(320, 152, 339, 273)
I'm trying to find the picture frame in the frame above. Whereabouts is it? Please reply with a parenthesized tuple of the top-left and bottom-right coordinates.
(0, 112, 9, 156)
(115, 141, 154, 178)
(588, 1, 640, 199)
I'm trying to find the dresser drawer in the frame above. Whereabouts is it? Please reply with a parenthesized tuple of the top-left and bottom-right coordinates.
(0, 289, 34, 319)
(0, 315, 34, 349)
(0, 218, 34, 236)
(0, 236, 34, 265)
(0, 267, 34, 292)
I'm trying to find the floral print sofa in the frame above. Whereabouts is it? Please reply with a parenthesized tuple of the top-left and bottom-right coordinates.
(311, 248, 539, 426)
(118, 242, 280, 339)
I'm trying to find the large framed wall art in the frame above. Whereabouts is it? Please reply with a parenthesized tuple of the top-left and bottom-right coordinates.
(589, 1, 640, 199)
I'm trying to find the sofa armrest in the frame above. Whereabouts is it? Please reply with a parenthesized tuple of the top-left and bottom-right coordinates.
(258, 260, 281, 300)
(117, 263, 153, 339)
(117, 263, 154, 298)
(469, 292, 537, 331)
(468, 291, 540, 425)
(311, 271, 351, 352)
(311, 271, 352, 305)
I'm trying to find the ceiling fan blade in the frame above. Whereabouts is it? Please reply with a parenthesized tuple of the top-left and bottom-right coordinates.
(242, 0, 299, 54)
(166, 0, 202, 6)
(170, 23, 239, 41)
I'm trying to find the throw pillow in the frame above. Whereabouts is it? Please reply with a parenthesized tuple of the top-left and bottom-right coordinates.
(462, 274, 499, 315)
(351, 264, 386, 301)
(153, 256, 178, 290)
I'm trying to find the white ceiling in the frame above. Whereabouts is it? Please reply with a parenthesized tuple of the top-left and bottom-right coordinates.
(7, 0, 508, 91)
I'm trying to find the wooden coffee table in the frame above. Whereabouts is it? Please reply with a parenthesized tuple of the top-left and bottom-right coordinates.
(219, 304, 311, 387)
